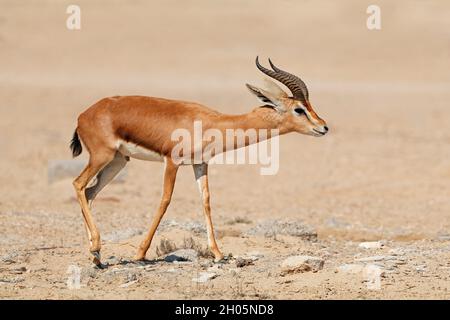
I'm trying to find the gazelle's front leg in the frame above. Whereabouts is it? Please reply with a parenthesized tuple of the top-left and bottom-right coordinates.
(193, 163, 224, 261)
(135, 158, 179, 260)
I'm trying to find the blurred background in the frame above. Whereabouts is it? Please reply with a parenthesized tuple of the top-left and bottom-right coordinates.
(1, 0, 450, 249)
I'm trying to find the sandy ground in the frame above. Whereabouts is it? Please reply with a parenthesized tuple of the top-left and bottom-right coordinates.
(1, 0, 450, 299)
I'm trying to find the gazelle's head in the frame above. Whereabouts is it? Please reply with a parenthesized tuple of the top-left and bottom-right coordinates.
(246, 57, 328, 137)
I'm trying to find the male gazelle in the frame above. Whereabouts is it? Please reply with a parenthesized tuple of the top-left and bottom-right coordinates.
(71, 57, 328, 266)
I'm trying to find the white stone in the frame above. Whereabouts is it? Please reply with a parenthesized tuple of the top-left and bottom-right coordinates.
(358, 241, 384, 249)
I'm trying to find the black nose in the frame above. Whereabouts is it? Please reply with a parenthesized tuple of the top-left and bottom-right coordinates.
(324, 126, 329, 132)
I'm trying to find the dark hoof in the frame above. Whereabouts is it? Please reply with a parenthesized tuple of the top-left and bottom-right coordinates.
(91, 251, 102, 267)
(214, 253, 232, 264)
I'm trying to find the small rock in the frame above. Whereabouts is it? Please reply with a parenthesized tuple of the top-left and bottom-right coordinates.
(236, 258, 254, 268)
(280, 255, 324, 275)
(359, 241, 384, 249)
(192, 272, 217, 283)
(165, 249, 198, 262)
(1, 252, 19, 264)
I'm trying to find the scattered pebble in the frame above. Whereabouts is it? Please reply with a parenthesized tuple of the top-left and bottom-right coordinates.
(236, 257, 254, 268)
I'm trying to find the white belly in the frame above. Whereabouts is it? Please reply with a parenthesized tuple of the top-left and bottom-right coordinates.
(117, 140, 164, 162)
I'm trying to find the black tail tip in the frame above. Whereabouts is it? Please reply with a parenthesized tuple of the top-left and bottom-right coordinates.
(70, 130, 82, 157)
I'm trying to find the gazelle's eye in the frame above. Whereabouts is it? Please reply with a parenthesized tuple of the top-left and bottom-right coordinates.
(294, 108, 306, 116)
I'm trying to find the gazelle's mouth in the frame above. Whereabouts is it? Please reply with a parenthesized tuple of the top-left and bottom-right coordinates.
(312, 129, 327, 136)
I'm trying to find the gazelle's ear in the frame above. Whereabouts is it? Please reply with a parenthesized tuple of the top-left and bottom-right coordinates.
(245, 83, 286, 112)
(263, 78, 288, 98)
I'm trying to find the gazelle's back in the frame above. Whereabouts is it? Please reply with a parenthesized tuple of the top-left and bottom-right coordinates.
(77, 95, 220, 157)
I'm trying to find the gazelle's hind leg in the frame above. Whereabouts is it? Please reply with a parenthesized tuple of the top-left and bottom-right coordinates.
(135, 158, 179, 260)
(193, 163, 224, 261)
(73, 149, 115, 266)
(86, 152, 128, 207)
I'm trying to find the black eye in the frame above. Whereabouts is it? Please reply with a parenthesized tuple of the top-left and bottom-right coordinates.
(294, 108, 306, 115)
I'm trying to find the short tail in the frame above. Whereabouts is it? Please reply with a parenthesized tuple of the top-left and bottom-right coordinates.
(70, 129, 82, 157)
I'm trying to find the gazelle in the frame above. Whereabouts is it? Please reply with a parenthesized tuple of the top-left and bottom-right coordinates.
(71, 57, 328, 266)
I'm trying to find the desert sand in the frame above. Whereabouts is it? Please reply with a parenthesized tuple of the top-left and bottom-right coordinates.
(1, 0, 450, 299)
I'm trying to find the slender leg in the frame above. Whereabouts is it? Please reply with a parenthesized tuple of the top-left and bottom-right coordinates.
(86, 152, 128, 207)
(193, 163, 224, 261)
(73, 150, 114, 266)
(135, 157, 179, 260)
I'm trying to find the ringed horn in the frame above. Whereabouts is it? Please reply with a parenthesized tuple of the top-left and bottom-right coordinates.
(255, 56, 309, 103)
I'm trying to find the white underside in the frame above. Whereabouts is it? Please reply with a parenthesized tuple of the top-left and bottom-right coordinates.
(117, 140, 164, 162)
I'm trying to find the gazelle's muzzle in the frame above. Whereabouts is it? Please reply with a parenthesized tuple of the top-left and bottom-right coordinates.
(312, 125, 328, 136)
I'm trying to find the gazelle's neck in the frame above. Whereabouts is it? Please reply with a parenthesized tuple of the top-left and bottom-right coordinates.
(213, 107, 290, 135)
(200, 107, 291, 152)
